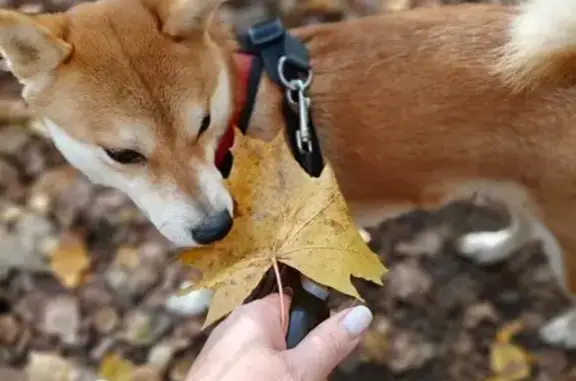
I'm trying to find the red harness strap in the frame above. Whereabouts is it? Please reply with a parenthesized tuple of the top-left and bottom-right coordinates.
(214, 53, 253, 168)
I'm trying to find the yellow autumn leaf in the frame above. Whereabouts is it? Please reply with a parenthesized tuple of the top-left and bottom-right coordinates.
(98, 353, 135, 381)
(488, 321, 531, 381)
(496, 320, 524, 343)
(359, 328, 388, 364)
(181, 129, 387, 328)
(490, 343, 531, 381)
(50, 232, 90, 289)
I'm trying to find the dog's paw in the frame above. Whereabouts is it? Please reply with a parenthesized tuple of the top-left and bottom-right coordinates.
(539, 307, 576, 349)
(165, 285, 213, 317)
(456, 229, 517, 264)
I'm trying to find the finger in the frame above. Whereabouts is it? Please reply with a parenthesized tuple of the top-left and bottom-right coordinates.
(285, 305, 373, 380)
(228, 292, 293, 348)
(190, 294, 291, 369)
(238, 292, 293, 327)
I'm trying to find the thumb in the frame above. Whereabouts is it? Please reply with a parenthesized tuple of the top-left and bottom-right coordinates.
(284, 305, 373, 380)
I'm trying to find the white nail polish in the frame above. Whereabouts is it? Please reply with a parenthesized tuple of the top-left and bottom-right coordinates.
(341, 305, 373, 336)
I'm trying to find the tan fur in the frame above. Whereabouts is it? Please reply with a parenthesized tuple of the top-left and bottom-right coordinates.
(0, 11, 71, 81)
(495, 0, 576, 93)
(497, 47, 576, 93)
(2, 0, 238, 200)
(248, 5, 576, 292)
(2, 0, 576, 314)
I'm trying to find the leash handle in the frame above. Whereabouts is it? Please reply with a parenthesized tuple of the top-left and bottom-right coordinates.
(283, 268, 331, 349)
(245, 266, 331, 348)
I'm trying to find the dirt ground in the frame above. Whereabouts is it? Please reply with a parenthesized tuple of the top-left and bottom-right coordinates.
(0, 0, 575, 380)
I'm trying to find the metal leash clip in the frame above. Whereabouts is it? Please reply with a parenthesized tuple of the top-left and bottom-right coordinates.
(278, 55, 314, 155)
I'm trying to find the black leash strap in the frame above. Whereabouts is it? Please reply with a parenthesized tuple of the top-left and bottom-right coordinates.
(237, 18, 325, 178)
(235, 56, 263, 135)
(236, 18, 329, 349)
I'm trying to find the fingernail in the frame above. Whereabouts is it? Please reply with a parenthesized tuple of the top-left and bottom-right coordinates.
(341, 305, 373, 336)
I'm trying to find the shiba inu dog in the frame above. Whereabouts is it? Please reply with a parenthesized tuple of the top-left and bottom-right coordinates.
(1, 0, 576, 347)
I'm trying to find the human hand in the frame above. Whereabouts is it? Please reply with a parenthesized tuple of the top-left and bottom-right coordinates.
(186, 293, 373, 381)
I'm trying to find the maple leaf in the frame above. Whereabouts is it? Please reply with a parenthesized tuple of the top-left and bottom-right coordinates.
(50, 232, 90, 289)
(0, 99, 31, 124)
(98, 353, 135, 381)
(486, 321, 532, 381)
(181, 130, 387, 328)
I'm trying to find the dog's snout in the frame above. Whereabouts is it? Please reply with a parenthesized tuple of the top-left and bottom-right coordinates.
(191, 210, 233, 245)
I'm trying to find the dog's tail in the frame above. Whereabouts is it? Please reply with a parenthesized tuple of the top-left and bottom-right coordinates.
(496, 0, 576, 92)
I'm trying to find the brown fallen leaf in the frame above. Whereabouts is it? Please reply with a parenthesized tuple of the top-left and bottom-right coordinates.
(359, 327, 388, 364)
(131, 366, 162, 381)
(98, 353, 135, 381)
(0, 98, 31, 124)
(488, 321, 532, 381)
(29, 166, 80, 201)
(115, 246, 141, 269)
(181, 130, 387, 328)
(50, 232, 90, 289)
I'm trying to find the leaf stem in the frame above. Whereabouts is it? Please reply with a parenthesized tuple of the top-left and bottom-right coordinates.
(271, 257, 287, 332)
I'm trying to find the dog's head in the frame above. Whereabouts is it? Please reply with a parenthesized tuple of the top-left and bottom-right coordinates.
(0, 0, 238, 247)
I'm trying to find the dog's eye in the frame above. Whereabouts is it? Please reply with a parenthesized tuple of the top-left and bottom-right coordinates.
(104, 148, 146, 164)
(199, 113, 211, 137)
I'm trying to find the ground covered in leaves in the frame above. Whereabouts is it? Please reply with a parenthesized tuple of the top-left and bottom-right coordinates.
(1, 0, 575, 380)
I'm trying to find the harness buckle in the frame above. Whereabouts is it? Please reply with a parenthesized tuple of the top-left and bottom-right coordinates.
(294, 87, 313, 154)
(247, 18, 285, 47)
(237, 19, 324, 178)
(279, 56, 314, 155)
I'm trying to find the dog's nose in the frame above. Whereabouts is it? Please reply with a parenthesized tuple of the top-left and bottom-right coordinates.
(191, 210, 233, 245)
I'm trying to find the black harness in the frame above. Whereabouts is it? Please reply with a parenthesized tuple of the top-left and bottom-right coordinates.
(236, 18, 325, 178)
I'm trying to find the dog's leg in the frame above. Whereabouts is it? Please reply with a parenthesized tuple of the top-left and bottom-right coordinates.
(454, 188, 576, 349)
(460, 217, 576, 349)
(539, 305, 576, 349)
(530, 207, 576, 349)
(456, 206, 534, 265)
(459, 214, 576, 349)
(429, 181, 535, 266)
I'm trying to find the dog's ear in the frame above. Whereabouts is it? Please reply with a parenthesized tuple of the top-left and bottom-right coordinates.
(0, 10, 71, 83)
(159, 0, 227, 38)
